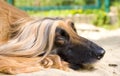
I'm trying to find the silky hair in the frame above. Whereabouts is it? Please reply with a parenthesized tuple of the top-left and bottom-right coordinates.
(0, 17, 79, 60)
(0, 0, 29, 43)
(0, 1, 81, 74)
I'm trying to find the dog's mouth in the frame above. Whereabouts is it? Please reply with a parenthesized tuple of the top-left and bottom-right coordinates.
(56, 44, 105, 70)
(82, 58, 98, 64)
(68, 58, 100, 70)
(69, 62, 96, 70)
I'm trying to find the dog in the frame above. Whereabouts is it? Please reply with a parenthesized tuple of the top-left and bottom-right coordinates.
(54, 20, 105, 70)
(0, 1, 105, 74)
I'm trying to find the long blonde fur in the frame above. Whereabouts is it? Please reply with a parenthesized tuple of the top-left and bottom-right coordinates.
(0, 1, 81, 74)
(0, 17, 79, 74)
(0, 18, 79, 57)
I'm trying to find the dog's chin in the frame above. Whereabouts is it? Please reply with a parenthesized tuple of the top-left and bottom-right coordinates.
(69, 58, 98, 70)
(83, 58, 99, 64)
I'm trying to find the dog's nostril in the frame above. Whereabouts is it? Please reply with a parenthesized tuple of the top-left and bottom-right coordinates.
(96, 50, 105, 60)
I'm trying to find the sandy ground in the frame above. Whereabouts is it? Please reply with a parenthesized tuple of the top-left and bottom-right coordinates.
(1, 24, 120, 76)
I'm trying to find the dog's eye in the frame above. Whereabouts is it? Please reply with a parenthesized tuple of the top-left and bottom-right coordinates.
(55, 28, 70, 47)
(55, 37, 66, 46)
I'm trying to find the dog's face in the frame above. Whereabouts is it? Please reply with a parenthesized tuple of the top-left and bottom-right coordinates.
(54, 23, 105, 70)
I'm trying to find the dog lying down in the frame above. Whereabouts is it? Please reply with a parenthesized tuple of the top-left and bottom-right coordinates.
(0, 17, 105, 74)
(0, 55, 68, 74)
(0, 1, 105, 74)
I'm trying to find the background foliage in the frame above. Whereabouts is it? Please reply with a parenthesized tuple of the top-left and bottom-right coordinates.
(11, 0, 120, 29)
(14, 0, 96, 6)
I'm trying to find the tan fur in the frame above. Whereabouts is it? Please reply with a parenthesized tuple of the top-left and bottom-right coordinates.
(0, 0, 29, 44)
(0, 17, 79, 74)
(0, 18, 79, 57)
(0, 55, 68, 74)
(0, 1, 80, 74)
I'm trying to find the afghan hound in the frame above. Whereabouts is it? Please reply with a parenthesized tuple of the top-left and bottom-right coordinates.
(0, 0, 105, 74)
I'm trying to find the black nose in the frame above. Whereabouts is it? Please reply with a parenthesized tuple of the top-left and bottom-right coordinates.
(96, 50, 105, 60)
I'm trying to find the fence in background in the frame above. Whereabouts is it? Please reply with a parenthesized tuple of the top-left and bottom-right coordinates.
(7, 0, 110, 12)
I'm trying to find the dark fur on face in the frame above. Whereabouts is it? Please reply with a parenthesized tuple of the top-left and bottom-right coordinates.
(54, 22, 105, 70)
(37, 17, 105, 70)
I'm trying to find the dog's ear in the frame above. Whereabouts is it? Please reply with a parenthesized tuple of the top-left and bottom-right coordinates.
(65, 19, 77, 32)
(55, 28, 70, 47)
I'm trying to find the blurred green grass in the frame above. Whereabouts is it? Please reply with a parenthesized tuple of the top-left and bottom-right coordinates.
(27, 9, 120, 30)
(27, 9, 83, 17)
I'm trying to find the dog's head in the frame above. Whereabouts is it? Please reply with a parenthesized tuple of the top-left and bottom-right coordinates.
(54, 21, 105, 70)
